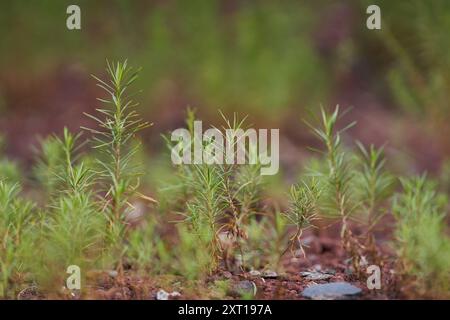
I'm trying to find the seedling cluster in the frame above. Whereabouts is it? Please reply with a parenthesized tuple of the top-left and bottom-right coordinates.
(0, 61, 448, 299)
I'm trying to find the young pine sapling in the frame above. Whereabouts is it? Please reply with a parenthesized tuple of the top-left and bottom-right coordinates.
(83, 60, 151, 272)
(305, 106, 364, 272)
(392, 175, 450, 298)
(354, 142, 394, 263)
(282, 179, 321, 259)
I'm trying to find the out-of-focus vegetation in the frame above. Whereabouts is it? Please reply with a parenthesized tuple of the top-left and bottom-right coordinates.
(393, 176, 450, 297)
(2, 1, 450, 175)
(2, 1, 450, 113)
(0, 0, 328, 117)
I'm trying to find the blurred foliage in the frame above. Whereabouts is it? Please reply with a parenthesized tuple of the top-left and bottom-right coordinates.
(344, 0, 450, 133)
(0, 182, 36, 298)
(377, 1, 450, 117)
(2, 1, 450, 125)
(393, 176, 450, 298)
(245, 212, 289, 272)
(0, 0, 329, 117)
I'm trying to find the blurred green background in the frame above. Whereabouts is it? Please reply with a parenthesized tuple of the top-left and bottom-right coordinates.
(1, 0, 449, 187)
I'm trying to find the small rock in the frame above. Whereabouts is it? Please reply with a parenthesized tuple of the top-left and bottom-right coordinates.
(222, 271, 233, 279)
(249, 270, 261, 277)
(324, 268, 336, 275)
(300, 271, 333, 281)
(300, 235, 315, 246)
(156, 289, 182, 300)
(126, 201, 146, 224)
(302, 282, 362, 300)
(156, 289, 169, 300)
(108, 270, 118, 278)
(232, 280, 257, 297)
(262, 270, 278, 279)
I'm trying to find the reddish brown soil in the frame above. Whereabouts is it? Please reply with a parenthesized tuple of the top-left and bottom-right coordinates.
(74, 225, 401, 300)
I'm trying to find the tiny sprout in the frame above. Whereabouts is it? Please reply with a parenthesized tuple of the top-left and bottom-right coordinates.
(282, 179, 321, 258)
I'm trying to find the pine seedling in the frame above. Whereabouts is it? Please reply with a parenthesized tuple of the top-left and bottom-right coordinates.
(282, 179, 321, 258)
(217, 112, 260, 269)
(83, 60, 151, 270)
(231, 160, 264, 269)
(235, 211, 288, 272)
(173, 224, 215, 280)
(354, 142, 394, 262)
(126, 216, 160, 272)
(163, 110, 223, 272)
(55, 128, 93, 196)
(169, 110, 265, 272)
(355, 142, 393, 227)
(185, 164, 226, 271)
(392, 175, 450, 297)
(161, 107, 198, 206)
(305, 106, 363, 270)
(0, 181, 35, 298)
(235, 162, 263, 217)
(35, 128, 105, 294)
(39, 194, 105, 294)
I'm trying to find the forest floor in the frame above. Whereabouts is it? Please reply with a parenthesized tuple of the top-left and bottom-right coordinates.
(18, 222, 400, 300)
(88, 232, 398, 300)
